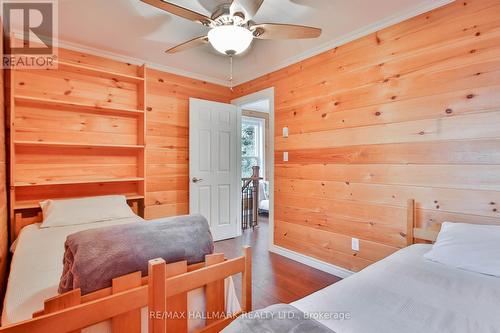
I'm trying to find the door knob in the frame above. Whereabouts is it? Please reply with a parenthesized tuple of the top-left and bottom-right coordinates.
(192, 177, 203, 183)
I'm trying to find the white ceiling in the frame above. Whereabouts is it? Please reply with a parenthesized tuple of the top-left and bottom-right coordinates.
(55, 0, 453, 86)
(241, 99, 269, 113)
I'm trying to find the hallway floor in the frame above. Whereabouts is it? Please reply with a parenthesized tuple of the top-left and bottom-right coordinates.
(214, 215, 341, 310)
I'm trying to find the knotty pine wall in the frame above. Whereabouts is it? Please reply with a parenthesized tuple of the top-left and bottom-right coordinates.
(0, 33, 8, 296)
(145, 69, 231, 218)
(233, 0, 500, 272)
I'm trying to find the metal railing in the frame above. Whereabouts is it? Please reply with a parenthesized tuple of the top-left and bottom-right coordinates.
(241, 166, 262, 230)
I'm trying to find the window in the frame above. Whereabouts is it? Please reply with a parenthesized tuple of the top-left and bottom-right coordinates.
(241, 116, 265, 179)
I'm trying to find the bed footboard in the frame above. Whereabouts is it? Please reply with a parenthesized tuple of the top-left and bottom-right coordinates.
(0, 246, 252, 333)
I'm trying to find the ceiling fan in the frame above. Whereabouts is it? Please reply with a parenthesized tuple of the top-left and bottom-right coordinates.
(141, 0, 322, 56)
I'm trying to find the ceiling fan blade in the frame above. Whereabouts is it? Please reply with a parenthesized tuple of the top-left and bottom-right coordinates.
(230, 0, 264, 21)
(141, 0, 212, 26)
(251, 23, 321, 39)
(165, 36, 209, 53)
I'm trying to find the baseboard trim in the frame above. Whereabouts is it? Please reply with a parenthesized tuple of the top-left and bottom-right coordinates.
(269, 245, 354, 279)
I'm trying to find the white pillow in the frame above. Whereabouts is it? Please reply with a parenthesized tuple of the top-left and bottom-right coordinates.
(424, 222, 500, 277)
(40, 195, 136, 228)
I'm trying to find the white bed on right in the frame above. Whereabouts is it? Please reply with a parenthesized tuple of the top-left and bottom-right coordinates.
(225, 199, 500, 333)
(293, 243, 500, 333)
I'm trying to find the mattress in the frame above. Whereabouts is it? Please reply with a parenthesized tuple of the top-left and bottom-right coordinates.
(2, 217, 240, 332)
(292, 244, 500, 333)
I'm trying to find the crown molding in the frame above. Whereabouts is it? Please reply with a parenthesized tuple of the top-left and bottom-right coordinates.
(10, 0, 454, 88)
(232, 0, 455, 85)
(10, 30, 231, 86)
(54, 39, 232, 86)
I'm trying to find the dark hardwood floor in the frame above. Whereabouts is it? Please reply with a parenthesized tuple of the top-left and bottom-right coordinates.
(214, 215, 341, 310)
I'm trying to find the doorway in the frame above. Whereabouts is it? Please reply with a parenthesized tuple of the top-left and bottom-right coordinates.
(232, 88, 275, 248)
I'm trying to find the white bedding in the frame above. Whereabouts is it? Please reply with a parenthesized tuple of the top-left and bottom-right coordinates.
(292, 244, 500, 333)
(2, 217, 240, 332)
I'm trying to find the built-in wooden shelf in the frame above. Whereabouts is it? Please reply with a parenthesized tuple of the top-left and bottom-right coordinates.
(56, 61, 145, 84)
(8, 57, 147, 229)
(14, 177, 145, 187)
(15, 141, 145, 149)
(14, 95, 144, 117)
(14, 194, 145, 210)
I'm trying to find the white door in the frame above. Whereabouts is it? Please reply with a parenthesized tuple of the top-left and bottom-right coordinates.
(189, 98, 240, 241)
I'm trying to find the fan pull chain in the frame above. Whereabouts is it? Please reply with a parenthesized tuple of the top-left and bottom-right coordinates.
(229, 55, 234, 91)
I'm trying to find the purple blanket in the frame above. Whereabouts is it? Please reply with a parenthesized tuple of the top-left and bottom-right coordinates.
(59, 214, 214, 295)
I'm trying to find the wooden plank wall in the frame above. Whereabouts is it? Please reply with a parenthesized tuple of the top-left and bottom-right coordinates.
(233, 0, 500, 271)
(0, 28, 8, 296)
(145, 69, 231, 219)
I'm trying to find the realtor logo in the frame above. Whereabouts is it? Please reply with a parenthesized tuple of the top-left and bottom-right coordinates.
(1, 0, 58, 69)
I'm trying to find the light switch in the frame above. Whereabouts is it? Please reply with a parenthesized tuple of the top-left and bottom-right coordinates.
(351, 238, 360, 251)
(283, 151, 288, 162)
(283, 127, 289, 138)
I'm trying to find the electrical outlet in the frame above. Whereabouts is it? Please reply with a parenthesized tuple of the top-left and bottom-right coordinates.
(283, 127, 289, 138)
(351, 238, 360, 251)
(283, 151, 288, 162)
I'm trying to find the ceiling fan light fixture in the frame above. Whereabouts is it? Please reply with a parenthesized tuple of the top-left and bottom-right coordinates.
(208, 25, 253, 55)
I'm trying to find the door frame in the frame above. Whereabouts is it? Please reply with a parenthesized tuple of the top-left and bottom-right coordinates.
(231, 87, 275, 247)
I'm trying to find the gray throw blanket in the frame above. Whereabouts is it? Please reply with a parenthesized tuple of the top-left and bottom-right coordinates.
(223, 304, 335, 333)
(59, 214, 214, 295)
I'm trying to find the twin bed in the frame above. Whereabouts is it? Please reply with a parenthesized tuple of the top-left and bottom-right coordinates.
(2, 196, 499, 333)
(224, 199, 500, 333)
(1, 196, 250, 333)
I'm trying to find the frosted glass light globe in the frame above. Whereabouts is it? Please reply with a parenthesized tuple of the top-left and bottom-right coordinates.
(208, 25, 253, 55)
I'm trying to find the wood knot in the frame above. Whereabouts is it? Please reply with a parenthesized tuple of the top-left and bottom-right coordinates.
(445, 108, 453, 114)
(19, 82, 25, 86)
(391, 96, 397, 100)
(321, 113, 327, 118)
(293, 111, 297, 116)
(467, 94, 474, 99)
(334, 101, 340, 106)
(64, 90, 72, 95)
(418, 131, 425, 135)
(158, 78, 164, 83)
(475, 32, 481, 36)
(493, 208, 498, 212)
(470, 49, 476, 54)
(490, 202, 496, 205)
(345, 181, 350, 185)
(375, 111, 382, 116)
(146, 107, 153, 111)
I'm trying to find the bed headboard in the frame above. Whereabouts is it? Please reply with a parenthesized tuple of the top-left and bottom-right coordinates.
(11, 198, 142, 241)
(406, 199, 439, 244)
(406, 198, 500, 245)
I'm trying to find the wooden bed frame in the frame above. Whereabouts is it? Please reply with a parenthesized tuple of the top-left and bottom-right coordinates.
(0, 245, 251, 333)
(406, 198, 440, 245)
(11, 198, 142, 241)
